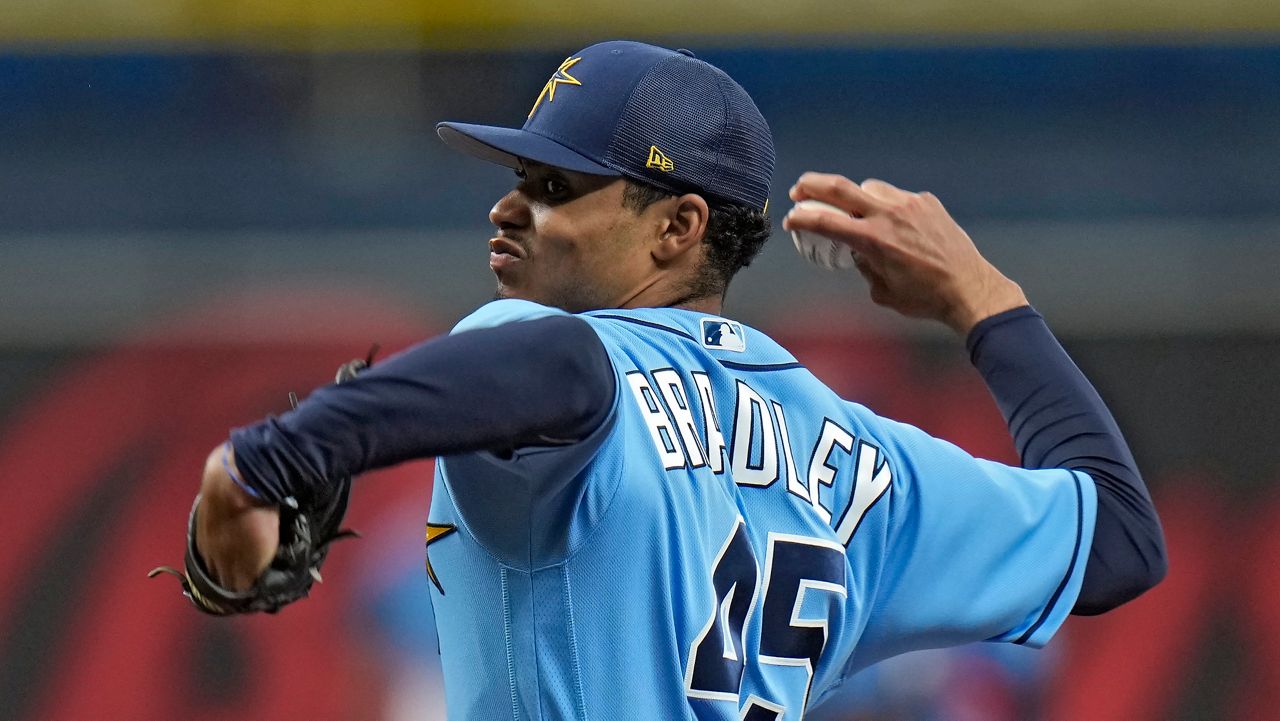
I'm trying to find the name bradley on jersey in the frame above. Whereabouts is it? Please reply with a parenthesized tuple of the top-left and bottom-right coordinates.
(624, 367, 893, 547)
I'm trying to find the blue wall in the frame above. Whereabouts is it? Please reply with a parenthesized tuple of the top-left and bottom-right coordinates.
(2, 44, 1278, 233)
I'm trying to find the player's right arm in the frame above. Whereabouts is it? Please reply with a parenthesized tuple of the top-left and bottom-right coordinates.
(194, 301, 619, 589)
(783, 172, 1166, 656)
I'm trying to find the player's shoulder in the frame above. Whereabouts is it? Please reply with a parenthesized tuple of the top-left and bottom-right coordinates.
(450, 299, 571, 335)
(581, 307, 798, 367)
(451, 302, 799, 367)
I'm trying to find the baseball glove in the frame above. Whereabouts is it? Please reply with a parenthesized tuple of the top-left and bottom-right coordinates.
(148, 346, 378, 615)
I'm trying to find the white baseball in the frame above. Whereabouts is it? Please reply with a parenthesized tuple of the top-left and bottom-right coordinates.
(789, 199, 859, 271)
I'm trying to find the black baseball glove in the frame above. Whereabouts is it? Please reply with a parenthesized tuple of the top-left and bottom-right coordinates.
(148, 346, 377, 615)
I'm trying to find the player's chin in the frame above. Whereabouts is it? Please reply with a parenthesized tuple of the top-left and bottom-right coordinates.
(493, 279, 561, 309)
(492, 276, 531, 302)
(490, 259, 523, 290)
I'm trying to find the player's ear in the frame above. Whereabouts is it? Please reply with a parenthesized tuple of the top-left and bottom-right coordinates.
(652, 194, 710, 264)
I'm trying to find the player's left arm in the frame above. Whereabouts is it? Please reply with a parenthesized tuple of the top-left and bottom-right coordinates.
(785, 173, 1166, 615)
(966, 305, 1166, 614)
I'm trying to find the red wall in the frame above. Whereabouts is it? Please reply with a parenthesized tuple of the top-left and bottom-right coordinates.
(0, 293, 1259, 721)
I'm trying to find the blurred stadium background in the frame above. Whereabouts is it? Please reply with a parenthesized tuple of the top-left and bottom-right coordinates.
(2, 2, 1278, 720)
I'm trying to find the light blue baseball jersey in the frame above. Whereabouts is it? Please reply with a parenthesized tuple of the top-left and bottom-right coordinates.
(425, 300, 1096, 720)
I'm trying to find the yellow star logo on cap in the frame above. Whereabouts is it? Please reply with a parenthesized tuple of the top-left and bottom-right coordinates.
(529, 56, 583, 119)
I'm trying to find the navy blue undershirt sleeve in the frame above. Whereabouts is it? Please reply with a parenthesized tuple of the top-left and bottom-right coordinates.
(966, 305, 1167, 615)
(229, 314, 616, 505)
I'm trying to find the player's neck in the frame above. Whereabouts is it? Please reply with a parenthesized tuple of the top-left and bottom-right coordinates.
(618, 288, 721, 315)
(616, 298, 721, 315)
(614, 274, 723, 315)
(671, 295, 722, 314)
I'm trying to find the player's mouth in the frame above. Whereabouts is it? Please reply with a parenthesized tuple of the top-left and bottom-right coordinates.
(489, 237, 526, 272)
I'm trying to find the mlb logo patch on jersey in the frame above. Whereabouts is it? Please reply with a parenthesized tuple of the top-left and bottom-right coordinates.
(700, 318, 747, 352)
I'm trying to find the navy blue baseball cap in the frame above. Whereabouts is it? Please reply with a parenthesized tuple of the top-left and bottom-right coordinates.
(437, 40, 775, 211)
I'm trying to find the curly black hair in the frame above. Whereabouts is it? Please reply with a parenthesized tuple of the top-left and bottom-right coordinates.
(622, 179, 771, 300)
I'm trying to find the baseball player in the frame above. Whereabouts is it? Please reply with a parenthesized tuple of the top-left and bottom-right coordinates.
(189, 41, 1165, 719)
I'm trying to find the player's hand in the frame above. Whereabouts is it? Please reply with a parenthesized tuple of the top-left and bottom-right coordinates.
(782, 172, 1028, 335)
(195, 446, 280, 591)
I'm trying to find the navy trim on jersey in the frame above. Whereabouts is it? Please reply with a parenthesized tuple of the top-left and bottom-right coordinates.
(1013, 472, 1084, 645)
(717, 360, 803, 373)
(590, 314, 698, 342)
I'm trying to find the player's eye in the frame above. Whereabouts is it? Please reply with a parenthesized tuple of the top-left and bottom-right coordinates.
(543, 177, 568, 196)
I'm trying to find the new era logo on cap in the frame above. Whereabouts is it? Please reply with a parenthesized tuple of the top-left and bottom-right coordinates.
(646, 146, 674, 172)
(436, 40, 775, 211)
(701, 318, 747, 352)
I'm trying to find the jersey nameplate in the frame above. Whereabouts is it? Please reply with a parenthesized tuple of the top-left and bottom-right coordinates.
(625, 367, 893, 544)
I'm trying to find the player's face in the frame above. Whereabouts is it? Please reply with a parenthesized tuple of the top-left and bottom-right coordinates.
(487, 161, 662, 312)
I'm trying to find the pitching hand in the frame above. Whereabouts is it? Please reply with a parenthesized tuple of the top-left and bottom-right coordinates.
(782, 172, 1027, 335)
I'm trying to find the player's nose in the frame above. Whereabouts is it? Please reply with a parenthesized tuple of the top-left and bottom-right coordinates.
(489, 189, 531, 232)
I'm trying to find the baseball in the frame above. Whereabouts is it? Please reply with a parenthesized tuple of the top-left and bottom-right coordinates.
(790, 199, 859, 271)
